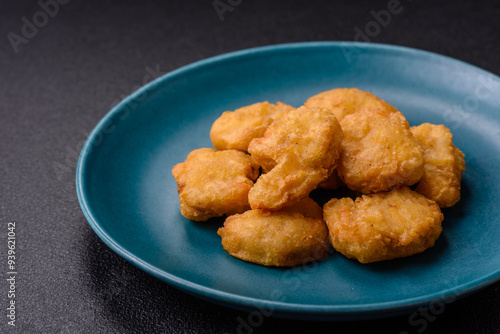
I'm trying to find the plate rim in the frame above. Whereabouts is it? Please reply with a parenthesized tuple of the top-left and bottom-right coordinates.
(76, 41, 500, 319)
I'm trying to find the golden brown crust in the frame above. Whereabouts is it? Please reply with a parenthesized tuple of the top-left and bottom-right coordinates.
(338, 109, 424, 193)
(318, 170, 345, 190)
(411, 123, 466, 208)
(248, 106, 343, 211)
(278, 196, 324, 220)
(171, 148, 259, 221)
(323, 187, 443, 264)
(304, 87, 398, 122)
(217, 198, 329, 266)
(210, 101, 295, 152)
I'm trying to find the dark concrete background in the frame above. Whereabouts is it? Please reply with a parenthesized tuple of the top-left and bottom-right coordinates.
(1, 0, 499, 333)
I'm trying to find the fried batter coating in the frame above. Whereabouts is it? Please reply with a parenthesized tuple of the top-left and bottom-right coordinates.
(217, 197, 329, 266)
(318, 170, 345, 190)
(304, 88, 398, 122)
(338, 109, 424, 193)
(411, 123, 466, 208)
(280, 196, 324, 219)
(248, 106, 343, 210)
(172, 148, 259, 221)
(323, 187, 443, 264)
(210, 101, 295, 151)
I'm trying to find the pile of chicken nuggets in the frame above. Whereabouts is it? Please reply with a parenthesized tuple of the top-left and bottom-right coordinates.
(172, 88, 466, 266)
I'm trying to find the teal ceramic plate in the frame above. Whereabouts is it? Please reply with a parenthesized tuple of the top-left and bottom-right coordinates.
(76, 42, 500, 320)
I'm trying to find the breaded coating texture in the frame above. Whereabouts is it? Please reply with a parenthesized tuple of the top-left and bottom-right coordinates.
(248, 106, 343, 210)
(318, 170, 345, 190)
(210, 101, 294, 151)
(338, 109, 424, 193)
(323, 187, 443, 264)
(217, 198, 329, 266)
(411, 123, 466, 208)
(279, 196, 324, 219)
(304, 88, 398, 122)
(171, 148, 259, 221)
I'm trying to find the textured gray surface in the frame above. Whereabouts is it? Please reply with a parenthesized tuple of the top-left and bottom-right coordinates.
(1, 0, 499, 333)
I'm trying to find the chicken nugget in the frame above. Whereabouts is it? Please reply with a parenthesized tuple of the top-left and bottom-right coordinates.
(210, 101, 295, 151)
(338, 109, 424, 193)
(172, 148, 259, 221)
(248, 106, 342, 210)
(411, 123, 466, 208)
(217, 197, 329, 266)
(279, 195, 325, 219)
(304, 88, 398, 122)
(323, 187, 443, 264)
